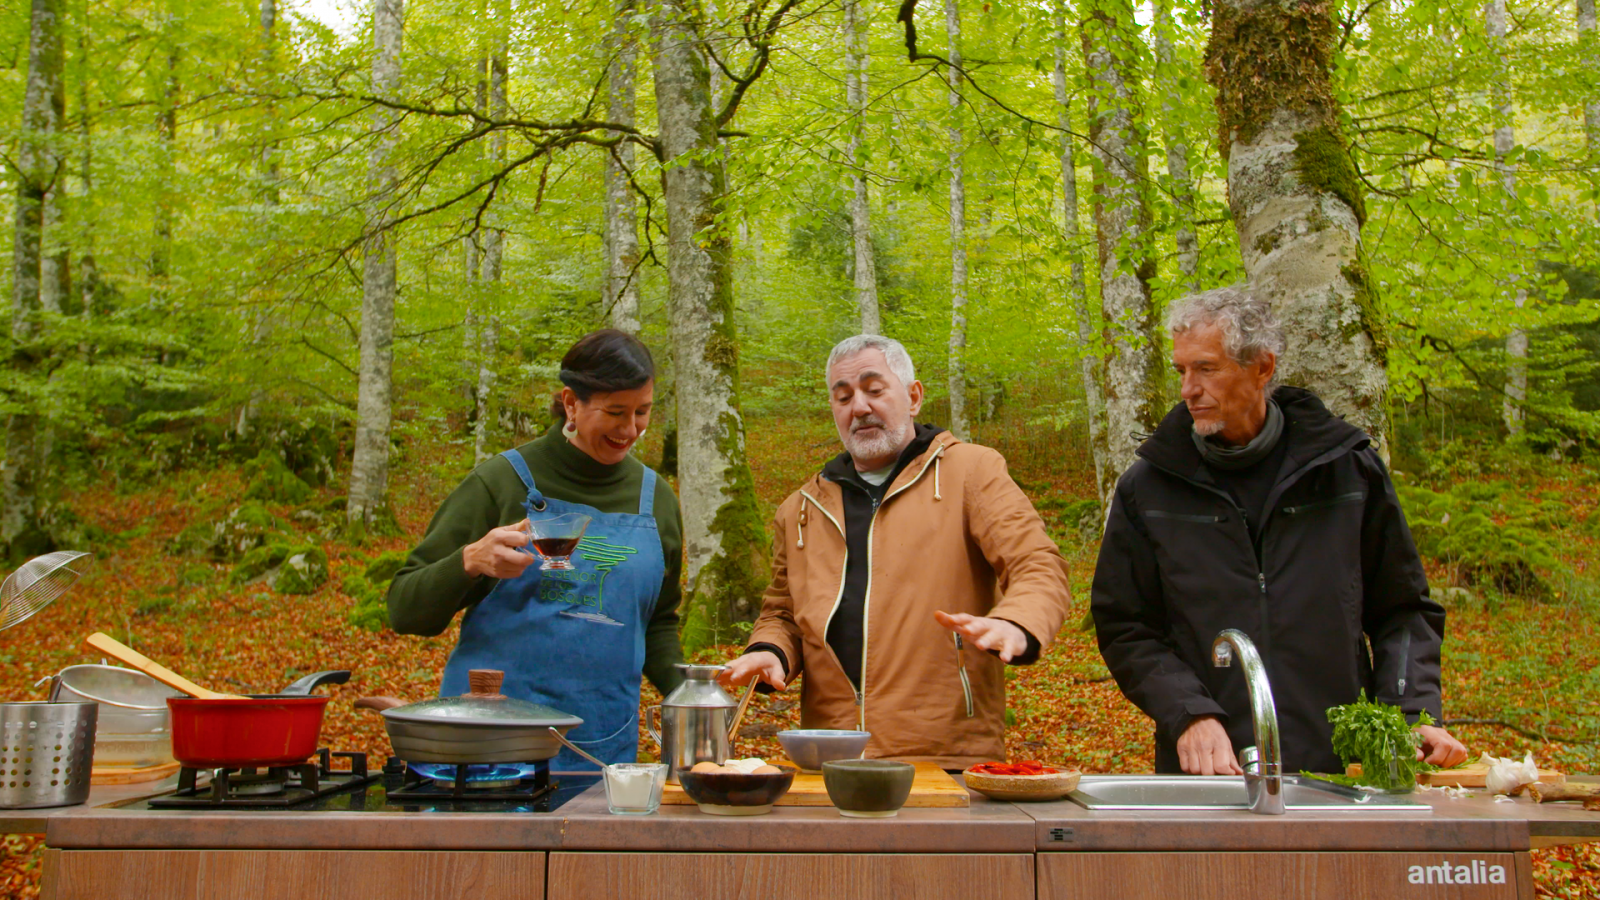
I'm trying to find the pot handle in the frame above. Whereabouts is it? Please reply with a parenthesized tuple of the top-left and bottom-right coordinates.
(354, 696, 407, 712)
(280, 670, 351, 695)
(645, 704, 662, 748)
(38, 674, 61, 701)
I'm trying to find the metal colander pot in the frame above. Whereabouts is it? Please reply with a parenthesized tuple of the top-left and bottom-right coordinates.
(0, 701, 97, 808)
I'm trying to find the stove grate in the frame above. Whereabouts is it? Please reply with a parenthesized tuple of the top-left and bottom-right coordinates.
(149, 749, 378, 810)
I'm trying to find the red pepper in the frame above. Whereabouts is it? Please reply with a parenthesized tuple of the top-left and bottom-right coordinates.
(970, 760, 1059, 776)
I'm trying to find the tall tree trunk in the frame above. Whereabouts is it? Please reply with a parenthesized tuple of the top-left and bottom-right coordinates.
(348, 0, 403, 530)
(4, 0, 65, 559)
(40, 191, 67, 314)
(845, 0, 880, 333)
(239, 0, 277, 437)
(1083, 0, 1160, 504)
(1487, 0, 1525, 434)
(944, 0, 969, 440)
(77, 0, 95, 321)
(1204, 0, 1388, 447)
(653, 0, 768, 648)
(1054, 0, 1106, 498)
(150, 46, 177, 300)
(1152, 0, 1199, 291)
(475, 25, 507, 465)
(1581, 0, 1599, 203)
(604, 0, 642, 336)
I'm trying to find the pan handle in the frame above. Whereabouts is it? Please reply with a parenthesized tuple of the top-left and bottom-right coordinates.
(280, 670, 351, 695)
(355, 696, 407, 712)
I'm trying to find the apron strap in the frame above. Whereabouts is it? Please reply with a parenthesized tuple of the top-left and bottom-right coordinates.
(638, 467, 657, 517)
(500, 449, 548, 512)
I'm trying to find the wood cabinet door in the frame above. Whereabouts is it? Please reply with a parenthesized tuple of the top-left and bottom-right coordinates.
(44, 849, 545, 900)
(548, 852, 1034, 900)
(1039, 852, 1533, 900)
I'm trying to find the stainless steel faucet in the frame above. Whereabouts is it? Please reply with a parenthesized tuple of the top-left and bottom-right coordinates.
(1212, 629, 1285, 815)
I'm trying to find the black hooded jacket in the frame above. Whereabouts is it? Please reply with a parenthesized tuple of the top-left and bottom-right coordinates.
(1090, 387, 1445, 774)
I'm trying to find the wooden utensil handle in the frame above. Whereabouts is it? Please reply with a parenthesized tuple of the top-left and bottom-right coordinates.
(85, 632, 236, 699)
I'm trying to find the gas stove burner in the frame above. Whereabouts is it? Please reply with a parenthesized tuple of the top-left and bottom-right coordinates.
(149, 749, 378, 810)
(385, 758, 559, 804)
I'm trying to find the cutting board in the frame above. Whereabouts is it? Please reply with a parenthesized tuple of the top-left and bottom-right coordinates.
(92, 761, 182, 785)
(1345, 762, 1565, 788)
(661, 761, 969, 808)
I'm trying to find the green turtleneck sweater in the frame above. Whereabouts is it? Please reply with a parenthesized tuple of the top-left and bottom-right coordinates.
(386, 426, 685, 696)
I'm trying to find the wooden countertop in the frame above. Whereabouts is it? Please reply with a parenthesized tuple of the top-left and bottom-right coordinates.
(26, 775, 1600, 853)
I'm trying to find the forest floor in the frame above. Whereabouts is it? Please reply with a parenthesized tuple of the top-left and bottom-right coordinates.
(1, 404, 1599, 897)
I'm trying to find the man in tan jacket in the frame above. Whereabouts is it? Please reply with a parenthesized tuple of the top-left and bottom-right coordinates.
(722, 335, 1072, 768)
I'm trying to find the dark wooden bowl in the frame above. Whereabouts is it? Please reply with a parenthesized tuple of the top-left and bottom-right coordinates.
(677, 765, 797, 816)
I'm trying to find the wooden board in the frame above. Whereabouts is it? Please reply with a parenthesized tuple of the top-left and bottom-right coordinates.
(1039, 852, 1532, 900)
(46, 850, 544, 900)
(661, 761, 969, 808)
(549, 852, 1031, 900)
(91, 761, 181, 785)
(1346, 762, 1565, 788)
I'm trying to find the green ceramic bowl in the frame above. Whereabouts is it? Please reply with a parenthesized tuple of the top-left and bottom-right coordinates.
(821, 759, 915, 818)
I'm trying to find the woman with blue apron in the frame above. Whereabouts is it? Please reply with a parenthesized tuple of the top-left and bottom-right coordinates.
(387, 330, 686, 770)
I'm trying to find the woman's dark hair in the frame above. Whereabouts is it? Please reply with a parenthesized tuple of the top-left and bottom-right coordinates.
(550, 329, 656, 422)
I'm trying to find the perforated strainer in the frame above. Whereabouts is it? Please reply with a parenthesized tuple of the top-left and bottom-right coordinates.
(0, 551, 91, 632)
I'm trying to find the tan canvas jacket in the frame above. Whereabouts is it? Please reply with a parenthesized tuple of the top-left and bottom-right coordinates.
(747, 431, 1072, 768)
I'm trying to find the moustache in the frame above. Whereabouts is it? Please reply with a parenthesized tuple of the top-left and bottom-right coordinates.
(851, 417, 888, 433)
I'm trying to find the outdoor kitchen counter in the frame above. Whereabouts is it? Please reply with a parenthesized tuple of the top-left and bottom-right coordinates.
(27, 776, 1600, 851)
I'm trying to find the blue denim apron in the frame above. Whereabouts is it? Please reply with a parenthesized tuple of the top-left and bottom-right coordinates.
(440, 448, 665, 770)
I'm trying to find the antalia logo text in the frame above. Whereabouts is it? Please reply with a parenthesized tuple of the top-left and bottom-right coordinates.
(1407, 859, 1507, 885)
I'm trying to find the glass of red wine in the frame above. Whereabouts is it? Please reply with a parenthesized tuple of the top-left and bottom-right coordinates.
(526, 513, 592, 571)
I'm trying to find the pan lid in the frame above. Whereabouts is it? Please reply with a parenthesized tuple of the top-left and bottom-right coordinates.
(380, 670, 582, 728)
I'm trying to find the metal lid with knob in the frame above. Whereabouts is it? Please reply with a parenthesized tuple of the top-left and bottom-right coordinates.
(355, 669, 582, 728)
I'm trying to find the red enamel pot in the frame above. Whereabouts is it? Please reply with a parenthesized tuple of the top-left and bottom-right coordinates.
(167, 696, 330, 768)
(165, 670, 350, 768)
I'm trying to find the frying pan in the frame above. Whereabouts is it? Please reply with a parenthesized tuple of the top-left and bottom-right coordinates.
(168, 671, 350, 768)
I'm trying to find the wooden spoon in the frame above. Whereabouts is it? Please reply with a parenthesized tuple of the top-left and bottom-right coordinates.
(725, 683, 756, 744)
(85, 632, 244, 699)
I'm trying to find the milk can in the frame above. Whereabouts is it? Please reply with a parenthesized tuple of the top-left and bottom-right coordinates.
(646, 664, 737, 783)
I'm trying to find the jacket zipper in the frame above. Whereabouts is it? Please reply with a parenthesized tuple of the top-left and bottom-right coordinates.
(800, 489, 862, 721)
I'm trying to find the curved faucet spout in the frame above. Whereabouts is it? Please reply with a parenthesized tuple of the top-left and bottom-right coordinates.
(1212, 628, 1285, 815)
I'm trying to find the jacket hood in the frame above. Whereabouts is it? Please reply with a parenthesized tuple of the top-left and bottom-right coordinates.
(821, 422, 949, 485)
(1136, 386, 1370, 482)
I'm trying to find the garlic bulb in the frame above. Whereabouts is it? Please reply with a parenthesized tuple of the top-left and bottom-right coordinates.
(1482, 751, 1538, 795)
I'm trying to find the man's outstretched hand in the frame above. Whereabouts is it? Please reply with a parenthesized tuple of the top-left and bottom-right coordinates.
(1177, 716, 1244, 776)
(719, 651, 787, 691)
(933, 610, 1028, 662)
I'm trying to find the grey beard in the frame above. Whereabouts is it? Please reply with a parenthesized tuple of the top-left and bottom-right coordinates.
(1192, 417, 1226, 437)
(844, 418, 912, 463)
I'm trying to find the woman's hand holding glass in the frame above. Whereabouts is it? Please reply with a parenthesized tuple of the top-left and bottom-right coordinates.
(463, 519, 538, 579)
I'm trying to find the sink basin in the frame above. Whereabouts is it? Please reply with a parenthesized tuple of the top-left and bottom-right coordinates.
(1068, 775, 1432, 812)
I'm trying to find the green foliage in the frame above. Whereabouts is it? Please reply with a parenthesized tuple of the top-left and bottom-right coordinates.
(364, 550, 409, 585)
(1398, 482, 1559, 599)
(1326, 691, 1433, 791)
(242, 451, 314, 504)
(343, 573, 388, 632)
(171, 503, 288, 561)
(229, 542, 328, 594)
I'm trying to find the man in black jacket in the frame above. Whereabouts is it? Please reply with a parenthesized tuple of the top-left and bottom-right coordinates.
(1091, 285, 1468, 776)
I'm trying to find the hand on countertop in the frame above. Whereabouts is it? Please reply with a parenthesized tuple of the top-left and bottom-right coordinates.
(1177, 716, 1244, 776)
(933, 610, 1027, 662)
(1416, 724, 1469, 768)
(720, 651, 787, 691)
(462, 519, 537, 579)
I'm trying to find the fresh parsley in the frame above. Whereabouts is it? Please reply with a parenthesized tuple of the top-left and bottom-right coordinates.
(1325, 691, 1434, 791)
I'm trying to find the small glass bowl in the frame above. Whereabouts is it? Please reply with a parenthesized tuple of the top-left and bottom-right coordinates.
(604, 762, 668, 815)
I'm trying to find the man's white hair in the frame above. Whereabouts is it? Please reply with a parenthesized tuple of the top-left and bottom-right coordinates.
(825, 334, 917, 390)
(1167, 283, 1285, 389)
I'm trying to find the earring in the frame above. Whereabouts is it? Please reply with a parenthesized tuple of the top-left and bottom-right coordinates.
(563, 420, 578, 437)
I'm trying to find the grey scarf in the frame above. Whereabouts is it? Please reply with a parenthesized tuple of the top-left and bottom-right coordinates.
(1192, 400, 1284, 471)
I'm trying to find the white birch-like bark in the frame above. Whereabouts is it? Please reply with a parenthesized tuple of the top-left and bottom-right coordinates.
(945, 0, 969, 441)
(1582, 0, 1599, 196)
(39, 191, 65, 314)
(604, 0, 642, 335)
(653, 0, 767, 639)
(1206, 0, 1388, 447)
(1084, 0, 1160, 505)
(4, 0, 63, 554)
(1486, 0, 1525, 434)
(348, 0, 403, 527)
(845, 0, 880, 333)
(476, 30, 506, 465)
(1152, 0, 1199, 290)
(1054, 2, 1106, 496)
